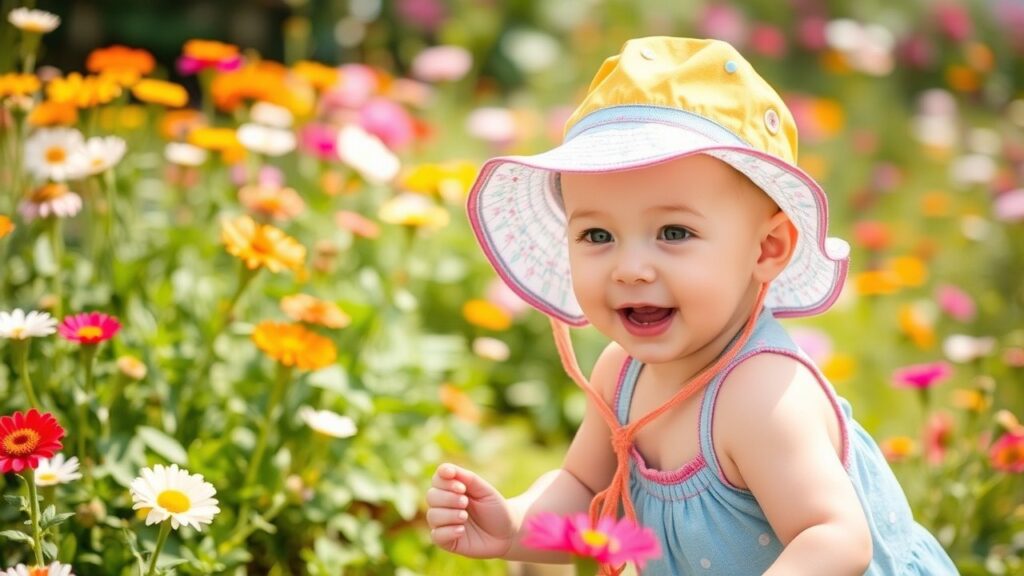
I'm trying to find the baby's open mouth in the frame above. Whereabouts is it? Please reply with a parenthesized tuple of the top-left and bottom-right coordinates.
(621, 306, 675, 325)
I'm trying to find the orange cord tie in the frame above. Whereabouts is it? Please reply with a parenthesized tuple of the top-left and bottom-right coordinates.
(550, 284, 770, 575)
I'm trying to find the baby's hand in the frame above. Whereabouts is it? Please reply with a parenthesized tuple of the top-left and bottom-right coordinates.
(426, 463, 515, 559)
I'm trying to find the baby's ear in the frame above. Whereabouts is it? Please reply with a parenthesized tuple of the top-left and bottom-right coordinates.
(754, 211, 798, 283)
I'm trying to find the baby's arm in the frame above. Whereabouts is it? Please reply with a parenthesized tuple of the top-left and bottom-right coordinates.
(426, 342, 623, 563)
(716, 353, 872, 576)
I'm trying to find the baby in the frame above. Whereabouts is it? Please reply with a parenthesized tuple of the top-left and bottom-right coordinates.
(427, 37, 958, 575)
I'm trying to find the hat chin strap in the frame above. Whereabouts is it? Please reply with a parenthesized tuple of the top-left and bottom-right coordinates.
(549, 282, 770, 576)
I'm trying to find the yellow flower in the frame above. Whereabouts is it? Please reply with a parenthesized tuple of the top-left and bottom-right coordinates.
(853, 270, 901, 296)
(952, 388, 988, 413)
(401, 161, 477, 199)
(98, 105, 146, 131)
(889, 256, 928, 287)
(880, 436, 916, 463)
(280, 294, 350, 329)
(0, 73, 40, 98)
(292, 60, 339, 91)
(822, 353, 856, 383)
(187, 127, 237, 151)
(462, 300, 511, 331)
(252, 321, 337, 370)
(86, 45, 156, 86)
(27, 101, 78, 127)
(160, 109, 205, 140)
(0, 215, 14, 239)
(132, 79, 188, 107)
(378, 193, 449, 229)
(898, 304, 935, 349)
(221, 215, 305, 273)
(116, 355, 148, 380)
(46, 72, 122, 108)
(920, 191, 951, 218)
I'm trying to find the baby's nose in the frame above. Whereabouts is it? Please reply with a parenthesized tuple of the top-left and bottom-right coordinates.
(611, 247, 656, 284)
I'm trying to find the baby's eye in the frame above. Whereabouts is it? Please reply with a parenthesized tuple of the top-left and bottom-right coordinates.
(659, 226, 692, 241)
(577, 228, 613, 244)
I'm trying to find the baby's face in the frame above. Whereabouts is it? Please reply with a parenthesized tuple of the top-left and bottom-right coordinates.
(561, 153, 778, 364)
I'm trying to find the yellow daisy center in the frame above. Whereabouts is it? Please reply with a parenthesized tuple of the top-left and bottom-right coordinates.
(10, 326, 26, 338)
(37, 472, 58, 483)
(581, 529, 609, 548)
(45, 146, 67, 164)
(2, 428, 41, 456)
(250, 230, 275, 255)
(77, 326, 103, 339)
(156, 489, 191, 513)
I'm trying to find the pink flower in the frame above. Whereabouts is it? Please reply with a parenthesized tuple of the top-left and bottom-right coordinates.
(335, 210, 380, 239)
(696, 4, 748, 46)
(936, 284, 976, 321)
(789, 327, 833, 365)
(397, 0, 447, 31)
(993, 188, 1024, 222)
(892, 361, 953, 390)
(924, 411, 954, 465)
(59, 312, 121, 345)
(933, 2, 973, 42)
(411, 45, 473, 82)
(523, 512, 661, 569)
(322, 64, 378, 110)
(988, 431, 1024, 473)
(359, 98, 415, 151)
(299, 123, 338, 161)
(796, 16, 828, 51)
(750, 24, 787, 59)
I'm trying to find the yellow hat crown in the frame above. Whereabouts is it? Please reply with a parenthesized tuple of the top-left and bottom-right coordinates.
(564, 37, 799, 164)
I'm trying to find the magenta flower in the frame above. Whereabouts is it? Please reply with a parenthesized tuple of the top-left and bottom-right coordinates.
(892, 361, 953, 390)
(523, 512, 661, 570)
(299, 123, 339, 161)
(936, 284, 976, 322)
(59, 312, 121, 345)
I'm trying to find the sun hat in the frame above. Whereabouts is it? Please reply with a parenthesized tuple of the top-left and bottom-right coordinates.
(466, 36, 850, 326)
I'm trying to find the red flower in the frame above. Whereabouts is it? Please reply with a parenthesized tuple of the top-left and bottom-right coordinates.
(892, 361, 953, 390)
(0, 409, 65, 473)
(988, 431, 1024, 474)
(59, 311, 121, 345)
(924, 411, 954, 466)
(523, 512, 661, 569)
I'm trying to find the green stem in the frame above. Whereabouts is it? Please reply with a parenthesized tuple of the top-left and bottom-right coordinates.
(79, 345, 99, 487)
(24, 469, 44, 565)
(144, 521, 172, 576)
(236, 363, 293, 535)
(47, 218, 64, 320)
(15, 339, 41, 410)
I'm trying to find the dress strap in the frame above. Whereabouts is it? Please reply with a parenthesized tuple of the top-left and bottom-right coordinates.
(614, 357, 642, 425)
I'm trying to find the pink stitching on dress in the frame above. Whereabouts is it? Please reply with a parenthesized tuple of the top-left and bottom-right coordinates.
(705, 348, 852, 493)
(613, 356, 632, 422)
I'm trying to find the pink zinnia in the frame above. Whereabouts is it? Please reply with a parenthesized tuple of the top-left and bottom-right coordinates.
(936, 284, 975, 321)
(523, 512, 661, 570)
(988, 431, 1024, 473)
(59, 312, 121, 345)
(299, 123, 339, 161)
(892, 361, 953, 389)
(359, 98, 415, 151)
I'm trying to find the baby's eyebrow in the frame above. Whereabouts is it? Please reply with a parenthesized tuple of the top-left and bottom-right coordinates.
(567, 208, 604, 223)
(647, 204, 705, 219)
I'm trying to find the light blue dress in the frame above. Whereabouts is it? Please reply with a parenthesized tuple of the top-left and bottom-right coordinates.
(614, 308, 959, 575)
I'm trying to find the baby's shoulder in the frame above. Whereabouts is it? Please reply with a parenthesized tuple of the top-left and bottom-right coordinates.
(590, 341, 629, 405)
(713, 351, 835, 431)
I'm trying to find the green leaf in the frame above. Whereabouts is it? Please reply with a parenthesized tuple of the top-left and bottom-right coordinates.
(42, 540, 57, 561)
(3, 494, 26, 509)
(0, 529, 33, 543)
(137, 426, 189, 465)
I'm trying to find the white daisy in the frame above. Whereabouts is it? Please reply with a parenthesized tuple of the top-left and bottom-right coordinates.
(18, 183, 83, 221)
(164, 142, 208, 167)
(24, 127, 85, 182)
(236, 123, 296, 157)
(7, 8, 60, 34)
(0, 309, 58, 340)
(34, 454, 82, 486)
(1, 562, 74, 576)
(67, 135, 126, 177)
(130, 464, 220, 531)
(250, 101, 293, 128)
(472, 336, 510, 362)
(298, 406, 357, 439)
(336, 123, 400, 184)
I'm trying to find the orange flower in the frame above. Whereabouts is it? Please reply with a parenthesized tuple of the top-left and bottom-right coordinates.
(852, 220, 890, 251)
(280, 294, 350, 328)
(86, 45, 155, 86)
(898, 304, 935, 349)
(211, 63, 289, 113)
(239, 183, 305, 221)
(946, 64, 980, 93)
(880, 436, 916, 463)
(439, 384, 482, 423)
(462, 300, 511, 331)
(131, 79, 188, 108)
(810, 98, 844, 138)
(252, 321, 337, 370)
(221, 215, 305, 273)
(181, 39, 241, 70)
(46, 73, 122, 108)
(0, 73, 41, 98)
(888, 256, 928, 287)
(160, 109, 205, 140)
(292, 60, 339, 91)
(988, 431, 1024, 474)
(28, 101, 78, 127)
(853, 270, 901, 296)
(920, 191, 951, 218)
(0, 215, 13, 239)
